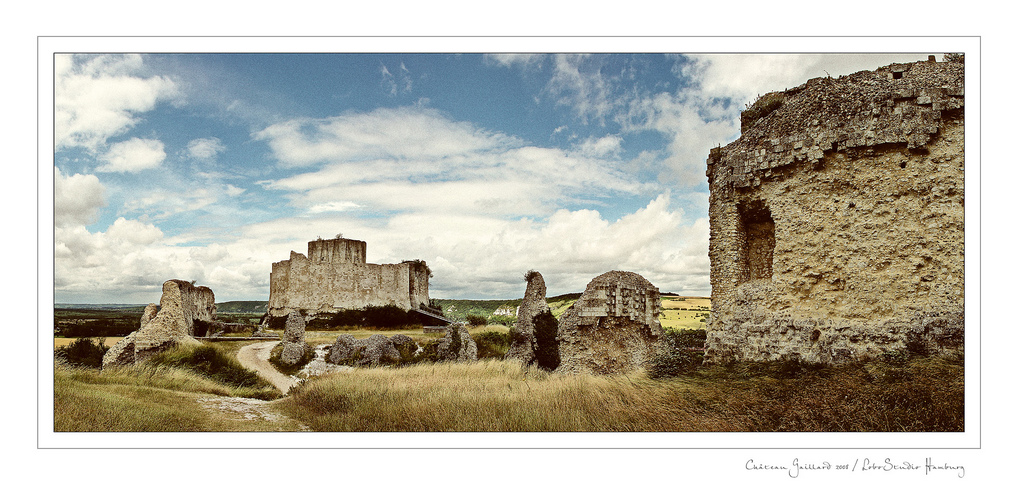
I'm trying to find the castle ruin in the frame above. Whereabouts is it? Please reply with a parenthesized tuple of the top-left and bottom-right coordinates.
(704, 56, 965, 364)
(268, 237, 430, 319)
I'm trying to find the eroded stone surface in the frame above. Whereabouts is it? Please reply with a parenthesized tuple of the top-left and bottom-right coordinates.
(705, 57, 965, 364)
(505, 270, 550, 365)
(555, 271, 663, 375)
(102, 280, 214, 367)
(140, 303, 158, 328)
(278, 311, 310, 367)
(436, 324, 477, 363)
(327, 333, 407, 366)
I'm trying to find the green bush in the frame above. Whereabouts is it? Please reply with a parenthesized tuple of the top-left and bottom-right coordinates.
(466, 314, 489, 326)
(55, 338, 109, 368)
(270, 305, 437, 330)
(57, 319, 136, 338)
(472, 329, 512, 359)
(533, 311, 560, 371)
(487, 315, 516, 327)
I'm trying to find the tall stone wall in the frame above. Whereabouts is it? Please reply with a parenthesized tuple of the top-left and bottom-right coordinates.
(102, 280, 215, 367)
(268, 237, 430, 318)
(705, 57, 965, 365)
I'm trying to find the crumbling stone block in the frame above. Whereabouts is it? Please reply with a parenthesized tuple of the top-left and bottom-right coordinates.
(555, 271, 663, 375)
(436, 324, 477, 363)
(327, 333, 407, 366)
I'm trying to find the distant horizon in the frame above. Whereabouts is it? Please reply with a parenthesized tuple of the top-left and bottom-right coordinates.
(54, 291, 709, 306)
(52, 47, 932, 304)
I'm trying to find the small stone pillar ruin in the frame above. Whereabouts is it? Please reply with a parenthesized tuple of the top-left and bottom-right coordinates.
(505, 270, 551, 365)
(278, 310, 310, 367)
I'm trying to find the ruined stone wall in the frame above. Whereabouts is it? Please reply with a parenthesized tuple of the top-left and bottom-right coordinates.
(705, 57, 965, 364)
(308, 237, 366, 265)
(268, 237, 430, 318)
(556, 271, 664, 375)
(103, 279, 214, 367)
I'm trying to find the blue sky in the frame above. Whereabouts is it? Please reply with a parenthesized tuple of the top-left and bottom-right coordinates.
(53, 51, 933, 303)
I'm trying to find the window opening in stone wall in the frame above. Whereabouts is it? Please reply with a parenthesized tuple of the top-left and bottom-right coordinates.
(738, 199, 775, 283)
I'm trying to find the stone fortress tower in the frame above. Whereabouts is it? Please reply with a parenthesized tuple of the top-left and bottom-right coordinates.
(704, 55, 965, 364)
(268, 236, 430, 319)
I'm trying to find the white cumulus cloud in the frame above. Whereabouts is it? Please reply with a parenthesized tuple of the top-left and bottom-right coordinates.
(54, 167, 106, 227)
(54, 54, 179, 151)
(98, 137, 166, 173)
(187, 137, 226, 161)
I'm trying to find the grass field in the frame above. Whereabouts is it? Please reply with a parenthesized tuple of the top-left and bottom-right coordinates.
(275, 355, 963, 432)
(659, 296, 711, 329)
(52, 331, 963, 433)
(52, 299, 963, 433)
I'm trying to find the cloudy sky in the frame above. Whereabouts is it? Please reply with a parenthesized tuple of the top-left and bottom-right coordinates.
(52, 51, 932, 303)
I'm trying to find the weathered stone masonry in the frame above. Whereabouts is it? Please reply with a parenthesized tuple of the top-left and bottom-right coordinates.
(705, 57, 965, 364)
(268, 237, 430, 318)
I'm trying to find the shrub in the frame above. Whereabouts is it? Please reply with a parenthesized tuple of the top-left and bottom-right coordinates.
(55, 337, 109, 369)
(472, 329, 512, 359)
(741, 92, 786, 132)
(415, 339, 441, 363)
(533, 310, 559, 371)
(466, 314, 489, 326)
(487, 315, 516, 327)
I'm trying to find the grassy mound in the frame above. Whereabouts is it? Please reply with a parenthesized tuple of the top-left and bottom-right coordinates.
(145, 343, 278, 398)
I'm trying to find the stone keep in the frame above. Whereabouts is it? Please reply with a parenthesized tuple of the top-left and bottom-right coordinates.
(268, 236, 431, 319)
(704, 57, 965, 365)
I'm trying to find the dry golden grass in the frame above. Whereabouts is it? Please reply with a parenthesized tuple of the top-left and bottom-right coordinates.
(276, 356, 964, 432)
(53, 360, 300, 432)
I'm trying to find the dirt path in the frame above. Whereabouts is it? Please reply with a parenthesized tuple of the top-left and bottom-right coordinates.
(236, 341, 300, 395)
(194, 395, 310, 431)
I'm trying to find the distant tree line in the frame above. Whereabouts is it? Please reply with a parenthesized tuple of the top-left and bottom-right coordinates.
(263, 305, 448, 330)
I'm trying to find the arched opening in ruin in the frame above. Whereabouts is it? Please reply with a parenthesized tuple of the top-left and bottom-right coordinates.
(737, 199, 775, 283)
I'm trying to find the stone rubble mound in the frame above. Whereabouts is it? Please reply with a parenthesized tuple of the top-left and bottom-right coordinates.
(327, 333, 407, 366)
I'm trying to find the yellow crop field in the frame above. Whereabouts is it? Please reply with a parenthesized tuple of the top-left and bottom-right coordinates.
(659, 296, 710, 329)
(53, 337, 124, 348)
